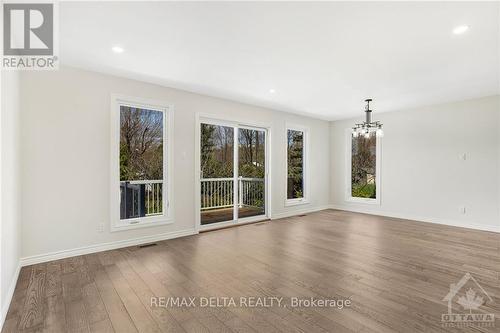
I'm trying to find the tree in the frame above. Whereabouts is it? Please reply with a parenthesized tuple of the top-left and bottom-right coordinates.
(120, 107, 163, 181)
(238, 129, 265, 178)
(200, 124, 233, 178)
(351, 134, 376, 198)
(287, 130, 303, 198)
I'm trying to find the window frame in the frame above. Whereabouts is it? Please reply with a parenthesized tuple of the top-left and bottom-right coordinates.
(345, 128, 381, 205)
(285, 124, 309, 206)
(110, 94, 174, 232)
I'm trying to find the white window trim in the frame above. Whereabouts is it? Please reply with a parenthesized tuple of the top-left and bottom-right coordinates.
(110, 94, 174, 232)
(345, 128, 381, 205)
(285, 124, 309, 206)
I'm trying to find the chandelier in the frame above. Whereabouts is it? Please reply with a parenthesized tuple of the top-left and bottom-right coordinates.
(352, 98, 384, 138)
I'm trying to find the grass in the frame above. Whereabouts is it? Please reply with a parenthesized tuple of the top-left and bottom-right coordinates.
(352, 183, 376, 199)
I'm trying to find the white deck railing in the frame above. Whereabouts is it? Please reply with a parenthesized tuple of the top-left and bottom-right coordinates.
(120, 180, 163, 218)
(201, 177, 264, 211)
(121, 177, 263, 217)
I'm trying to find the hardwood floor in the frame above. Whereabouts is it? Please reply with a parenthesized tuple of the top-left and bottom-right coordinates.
(3, 209, 500, 332)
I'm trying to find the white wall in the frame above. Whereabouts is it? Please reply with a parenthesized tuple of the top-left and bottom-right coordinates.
(15, 66, 500, 264)
(330, 95, 500, 231)
(1, 71, 22, 325)
(20, 67, 330, 259)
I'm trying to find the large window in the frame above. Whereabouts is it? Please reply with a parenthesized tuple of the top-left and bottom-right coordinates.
(286, 126, 308, 205)
(346, 129, 380, 203)
(111, 96, 172, 231)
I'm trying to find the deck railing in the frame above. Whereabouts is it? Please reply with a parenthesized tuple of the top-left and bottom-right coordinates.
(120, 180, 163, 219)
(120, 177, 263, 218)
(201, 177, 264, 211)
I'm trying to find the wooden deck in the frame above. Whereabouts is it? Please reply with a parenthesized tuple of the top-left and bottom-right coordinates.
(201, 206, 264, 225)
(2, 209, 500, 332)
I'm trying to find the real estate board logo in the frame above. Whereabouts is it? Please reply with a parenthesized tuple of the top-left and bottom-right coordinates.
(2, 1, 58, 70)
(441, 272, 495, 328)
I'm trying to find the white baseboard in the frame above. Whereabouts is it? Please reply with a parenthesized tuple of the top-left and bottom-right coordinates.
(271, 205, 331, 220)
(329, 204, 500, 233)
(19, 228, 198, 267)
(1, 263, 21, 330)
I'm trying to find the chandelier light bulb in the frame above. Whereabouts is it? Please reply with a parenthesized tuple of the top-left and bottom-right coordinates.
(376, 128, 384, 138)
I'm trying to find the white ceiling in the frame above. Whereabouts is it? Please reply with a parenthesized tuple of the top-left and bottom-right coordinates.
(60, 2, 499, 120)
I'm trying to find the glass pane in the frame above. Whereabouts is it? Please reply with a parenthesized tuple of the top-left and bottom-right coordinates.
(351, 134, 376, 198)
(120, 106, 164, 220)
(287, 129, 304, 199)
(200, 123, 234, 225)
(238, 128, 265, 218)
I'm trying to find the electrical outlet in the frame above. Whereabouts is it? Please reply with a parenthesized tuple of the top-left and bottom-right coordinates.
(458, 206, 466, 214)
(97, 224, 104, 233)
(459, 153, 467, 161)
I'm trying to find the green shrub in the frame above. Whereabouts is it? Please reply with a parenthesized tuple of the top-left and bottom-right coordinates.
(352, 183, 376, 199)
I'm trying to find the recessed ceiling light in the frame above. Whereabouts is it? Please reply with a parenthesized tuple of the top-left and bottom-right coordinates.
(269, 89, 276, 94)
(453, 25, 469, 35)
(112, 46, 124, 53)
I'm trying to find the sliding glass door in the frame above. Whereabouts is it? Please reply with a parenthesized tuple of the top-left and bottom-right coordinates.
(200, 121, 267, 226)
(238, 127, 266, 219)
(200, 123, 235, 225)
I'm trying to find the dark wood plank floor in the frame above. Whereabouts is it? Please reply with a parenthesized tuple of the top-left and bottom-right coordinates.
(3, 209, 500, 332)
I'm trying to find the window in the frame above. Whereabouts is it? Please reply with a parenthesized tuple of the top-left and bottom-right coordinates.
(110, 95, 172, 231)
(346, 129, 380, 204)
(286, 126, 308, 205)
